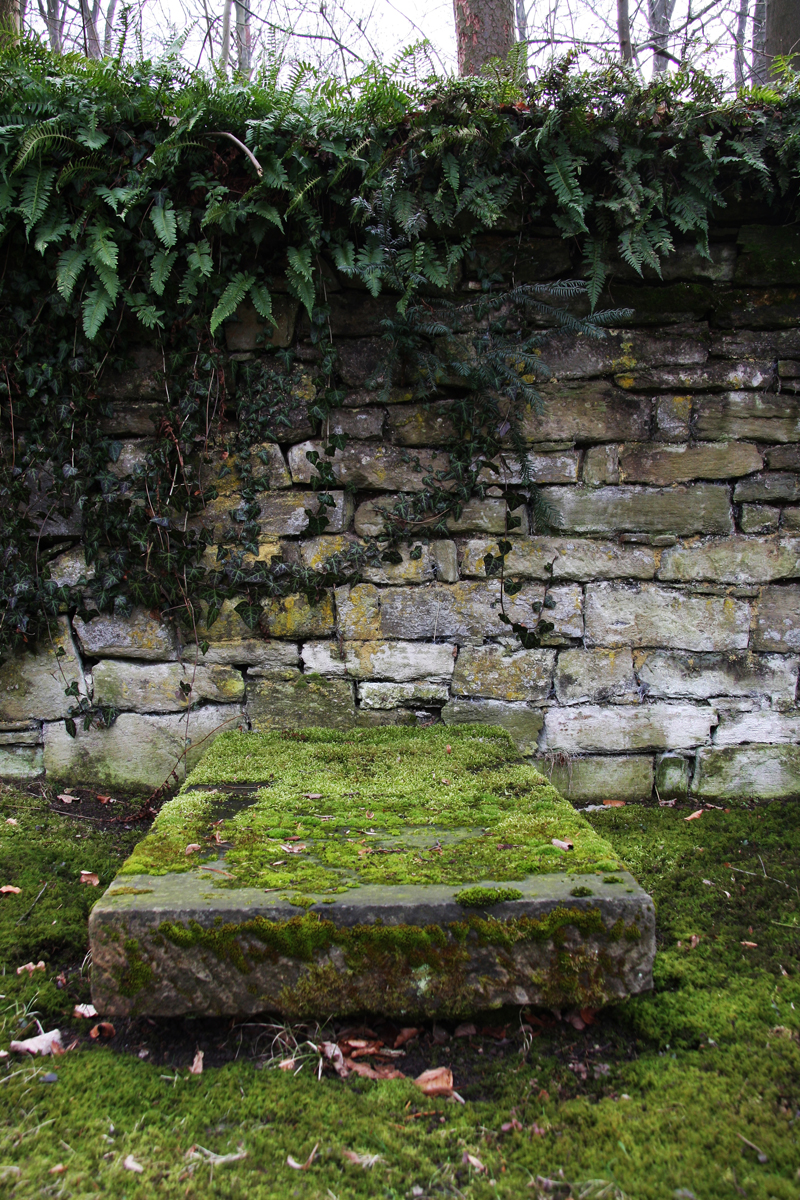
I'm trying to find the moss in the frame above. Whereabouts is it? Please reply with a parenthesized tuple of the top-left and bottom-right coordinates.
(455, 886, 524, 907)
(602, 874, 623, 884)
(117, 938, 156, 998)
(120, 726, 622, 891)
(570, 886, 594, 897)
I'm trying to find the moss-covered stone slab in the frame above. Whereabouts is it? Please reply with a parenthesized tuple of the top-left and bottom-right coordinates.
(89, 726, 655, 1018)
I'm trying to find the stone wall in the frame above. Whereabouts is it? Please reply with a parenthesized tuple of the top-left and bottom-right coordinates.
(2, 222, 800, 800)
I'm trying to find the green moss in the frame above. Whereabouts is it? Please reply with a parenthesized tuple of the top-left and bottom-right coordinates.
(117, 938, 156, 998)
(455, 886, 524, 907)
(120, 727, 622, 892)
(602, 874, 623, 884)
(570, 886, 594, 897)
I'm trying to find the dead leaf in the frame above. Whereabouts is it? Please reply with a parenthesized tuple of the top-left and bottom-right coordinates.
(90, 1022, 116, 1040)
(302, 793, 324, 799)
(10, 1029, 63, 1056)
(345, 1059, 404, 1081)
(79, 870, 99, 886)
(462, 1152, 486, 1172)
(280, 844, 306, 854)
(566, 1012, 586, 1031)
(186, 1144, 247, 1167)
(277, 1058, 297, 1071)
(659, 797, 676, 807)
(415, 1066, 454, 1098)
(0, 885, 21, 895)
(57, 793, 75, 804)
(603, 799, 626, 807)
(741, 940, 758, 948)
(689, 934, 700, 949)
(580, 1008, 597, 1025)
(5, 818, 19, 826)
(342, 1150, 381, 1168)
(189, 1050, 204, 1075)
(685, 809, 704, 821)
(16, 960, 45, 976)
(501, 1118, 523, 1133)
(185, 844, 202, 855)
(394, 1027, 419, 1049)
(551, 838, 574, 851)
(454, 1022, 476, 1038)
(287, 1144, 318, 1170)
(96, 794, 111, 804)
(320, 1042, 348, 1077)
(73, 1003, 97, 1019)
(123, 1155, 143, 1173)
(49, 1163, 67, 1175)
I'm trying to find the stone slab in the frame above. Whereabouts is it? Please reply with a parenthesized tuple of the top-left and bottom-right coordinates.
(451, 645, 555, 702)
(301, 640, 455, 681)
(0, 617, 88, 723)
(694, 392, 800, 443)
(554, 648, 637, 706)
(441, 699, 544, 754)
(354, 495, 529, 537)
(247, 677, 355, 730)
(657, 537, 800, 584)
(541, 703, 716, 754)
(713, 710, 800, 747)
(692, 745, 800, 799)
(335, 582, 555, 642)
(619, 442, 763, 485)
(288, 440, 450, 491)
(73, 609, 179, 662)
(357, 681, 450, 708)
(635, 650, 798, 703)
(753, 586, 800, 651)
(539, 484, 733, 537)
(585, 584, 751, 651)
(546, 755, 654, 803)
(0, 744, 44, 778)
(92, 660, 245, 713)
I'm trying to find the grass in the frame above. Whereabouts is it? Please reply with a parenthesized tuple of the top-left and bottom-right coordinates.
(0, 781, 798, 1199)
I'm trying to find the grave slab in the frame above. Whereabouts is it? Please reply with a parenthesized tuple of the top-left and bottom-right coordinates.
(89, 726, 655, 1018)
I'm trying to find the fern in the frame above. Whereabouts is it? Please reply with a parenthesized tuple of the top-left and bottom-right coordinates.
(55, 246, 88, 300)
(82, 283, 113, 339)
(150, 249, 177, 296)
(17, 164, 56, 234)
(150, 203, 178, 248)
(209, 272, 254, 335)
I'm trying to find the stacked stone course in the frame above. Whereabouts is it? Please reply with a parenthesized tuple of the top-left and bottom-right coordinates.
(2, 223, 800, 800)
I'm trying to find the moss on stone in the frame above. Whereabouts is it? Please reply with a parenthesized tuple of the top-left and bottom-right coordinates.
(454, 886, 524, 907)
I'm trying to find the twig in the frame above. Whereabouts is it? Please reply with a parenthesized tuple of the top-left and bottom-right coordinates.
(736, 1133, 767, 1162)
(17, 882, 49, 926)
(728, 865, 790, 888)
(206, 132, 263, 178)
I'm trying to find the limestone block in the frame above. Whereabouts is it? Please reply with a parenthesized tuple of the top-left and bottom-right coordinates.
(288, 440, 449, 491)
(92, 660, 245, 713)
(42, 705, 245, 788)
(0, 727, 41, 744)
(521, 382, 651, 444)
(636, 650, 798, 703)
(605, 282, 713, 326)
(459, 536, 553, 580)
(546, 585, 584, 641)
(783, 508, 800, 531)
(354, 708, 420, 726)
(714, 709, 800, 746)
(73, 609, 179, 661)
(96, 346, 162, 403)
(547, 755, 654, 802)
(247, 677, 355, 731)
(583, 445, 619, 486)
(320, 292, 398, 337)
(100, 401, 162, 436)
(387, 403, 455, 445)
(539, 484, 733, 537)
(327, 407, 385, 439)
(767, 445, 800, 470)
(476, 450, 580, 485)
(734, 224, 800, 286)
(694, 392, 800, 443)
(0, 745, 44, 778)
(0, 617, 89, 723)
(249, 444, 293, 489)
(541, 703, 716, 753)
(540, 328, 708, 380)
(24, 467, 82, 537)
(451, 645, 556, 702)
(740, 505, 780, 533)
(655, 394, 691, 442)
(106, 438, 154, 480)
(753, 586, 800, 651)
(354, 495, 529, 537)
(183, 600, 300, 671)
(441, 698, 544, 755)
(337, 338, 394, 388)
(224, 296, 299, 351)
(301, 640, 456, 681)
(658, 537, 800, 584)
(555, 648, 637, 705)
(47, 547, 94, 588)
(620, 442, 763, 485)
(654, 753, 690, 800)
(615, 361, 773, 392)
(357, 681, 450, 709)
(611, 242, 735, 284)
(585, 584, 751, 651)
(201, 489, 352, 538)
(734, 473, 800, 503)
(201, 540, 283, 575)
(298, 535, 458, 585)
(459, 537, 657, 583)
(692, 745, 800, 799)
(262, 593, 335, 640)
(712, 330, 800, 360)
(341, 387, 414, 408)
(467, 232, 571, 281)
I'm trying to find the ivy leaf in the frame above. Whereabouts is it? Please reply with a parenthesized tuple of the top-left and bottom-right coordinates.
(150, 203, 178, 248)
(249, 282, 275, 325)
(64, 717, 77, 739)
(209, 272, 254, 335)
(150, 249, 177, 297)
(233, 601, 262, 631)
(82, 283, 113, 340)
(56, 247, 88, 301)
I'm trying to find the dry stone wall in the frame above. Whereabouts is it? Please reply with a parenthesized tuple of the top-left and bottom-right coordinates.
(2, 222, 800, 800)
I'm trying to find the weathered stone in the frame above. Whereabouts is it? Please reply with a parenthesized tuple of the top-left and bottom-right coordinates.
(636, 650, 797, 704)
(555, 648, 637, 705)
(766, 445, 800, 470)
(354, 495, 529, 537)
(585, 584, 751, 651)
(657, 537, 800, 584)
(357, 681, 450, 708)
(0, 726, 41, 744)
(73, 609, 179, 661)
(354, 708, 421, 726)
(694, 392, 800, 443)
(182, 600, 300, 671)
(341, 387, 414, 408)
(47, 547, 94, 588)
(620, 442, 763, 485)
(42, 705, 245, 788)
(100, 401, 162, 436)
(547, 755, 654, 803)
(92, 661, 244, 713)
(711, 330, 800, 360)
(452, 645, 555, 702)
(24, 467, 82, 537)
(655, 394, 691, 442)
(603, 282, 714, 325)
(692, 745, 800, 799)
(298, 535, 458, 585)
(248, 444, 293, 489)
(733, 473, 800, 503)
(783, 508, 800, 531)
(539, 484, 733, 537)
(541, 328, 708, 381)
(97, 346, 162, 403)
(734, 224, 800, 286)
(262, 592, 335, 640)
(288, 440, 449, 491)
(467, 232, 572, 282)
(583, 445, 619, 486)
(301, 640, 455, 681)
(441, 699, 544, 754)
(386, 403, 455, 445)
(476, 451, 580, 485)
(0, 744, 44, 778)
(458, 536, 657, 582)
(541, 703, 716, 753)
(318, 292, 398, 337)
(247, 677, 355, 731)
(740, 505, 780, 533)
(0, 617, 88, 723)
(200, 489, 353, 538)
(224, 296, 299, 351)
(614, 361, 773, 392)
(611, 242, 735, 284)
(337, 338, 395, 388)
(753, 585, 800, 651)
(713, 709, 800, 746)
(328, 407, 385, 439)
(521, 382, 651, 444)
(201, 539, 283, 575)
(107, 438, 154, 479)
(654, 753, 690, 800)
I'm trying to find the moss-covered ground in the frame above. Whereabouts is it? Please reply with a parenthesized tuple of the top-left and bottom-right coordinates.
(120, 727, 621, 897)
(0, 779, 798, 1199)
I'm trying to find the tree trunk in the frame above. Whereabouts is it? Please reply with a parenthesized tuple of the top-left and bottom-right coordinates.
(220, 0, 232, 69)
(733, 0, 748, 86)
(104, 0, 117, 54)
(235, 0, 251, 75)
(648, 0, 675, 75)
(751, 0, 767, 82)
(617, 0, 632, 63)
(80, 0, 101, 56)
(0, 0, 20, 36)
(765, 0, 800, 74)
(453, 0, 515, 76)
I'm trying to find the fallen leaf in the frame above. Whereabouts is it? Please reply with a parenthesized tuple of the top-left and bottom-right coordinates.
(415, 1066, 454, 1098)
(462, 1152, 486, 1172)
(689, 934, 700, 948)
(345, 1058, 405, 1081)
(49, 1163, 66, 1175)
(123, 1155, 143, 1173)
(185, 844, 202, 855)
(580, 1008, 597, 1025)
(186, 1144, 247, 1167)
(603, 799, 626, 807)
(277, 1058, 297, 1071)
(741, 940, 758, 948)
(287, 1144, 318, 1170)
(685, 809, 704, 821)
(96, 794, 111, 804)
(302, 793, 324, 800)
(5, 818, 19, 826)
(10, 1029, 63, 1056)
(342, 1150, 381, 1168)
(79, 870, 99, 886)
(0, 1051, 8, 1059)
(0, 885, 21, 895)
(454, 1022, 476, 1038)
(320, 1042, 348, 1077)
(57, 793, 75, 804)
(501, 1118, 523, 1133)
(90, 1022, 116, 1040)
(16, 960, 45, 976)
(394, 1027, 419, 1049)
(551, 838, 574, 851)
(446, 744, 452, 753)
(280, 843, 306, 854)
(565, 1012, 586, 1031)
(189, 1049, 204, 1075)
(73, 1003, 97, 1018)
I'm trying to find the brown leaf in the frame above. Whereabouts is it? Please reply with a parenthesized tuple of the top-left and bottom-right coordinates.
(685, 809, 704, 821)
(603, 800, 626, 807)
(342, 1150, 381, 1168)
(5, 818, 19, 826)
(462, 1152, 486, 1172)
(394, 1027, 419, 1049)
(345, 1058, 404, 1081)
(741, 940, 758, 948)
(580, 1008, 597, 1025)
(10, 1029, 63, 1056)
(302, 793, 324, 800)
(414, 1066, 454, 1097)
(73, 1003, 97, 1019)
(16, 960, 45, 976)
(57, 793, 75, 804)
(689, 934, 700, 949)
(454, 1022, 476, 1038)
(0, 885, 21, 895)
(551, 838, 574, 851)
(49, 1163, 67, 1174)
(501, 1118, 523, 1133)
(79, 871, 99, 886)
(286, 1144, 318, 1170)
(277, 1058, 297, 1071)
(189, 1049, 204, 1075)
(185, 844, 202, 855)
(96, 794, 111, 804)
(123, 1155, 144, 1173)
(89, 1022, 116, 1040)
(320, 1042, 348, 1078)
